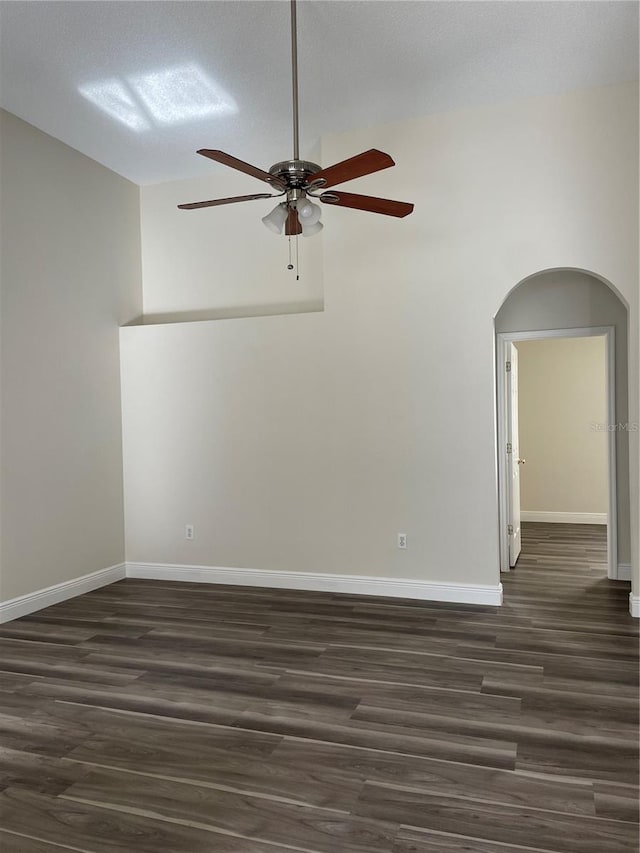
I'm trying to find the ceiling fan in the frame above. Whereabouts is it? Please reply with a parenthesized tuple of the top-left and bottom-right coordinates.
(178, 0, 414, 238)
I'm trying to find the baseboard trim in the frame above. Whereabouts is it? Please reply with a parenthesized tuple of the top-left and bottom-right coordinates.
(0, 561, 504, 623)
(617, 563, 632, 582)
(0, 563, 126, 624)
(521, 511, 607, 525)
(630, 594, 640, 618)
(125, 562, 503, 607)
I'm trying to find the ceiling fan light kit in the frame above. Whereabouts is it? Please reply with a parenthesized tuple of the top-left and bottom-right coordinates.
(297, 199, 321, 226)
(301, 220, 323, 237)
(177, 0, 414, 269)
(261, 203, 288, 234)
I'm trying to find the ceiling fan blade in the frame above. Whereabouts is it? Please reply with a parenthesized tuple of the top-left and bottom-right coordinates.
(177, 193, 275, 210)
(320, 191, 414, 218)
(306, 149, 395, 189)
(197, 150, 285, 189)
(285, 208, 302, 235)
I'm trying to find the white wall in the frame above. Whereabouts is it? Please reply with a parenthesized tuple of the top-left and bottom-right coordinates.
(0, 110, 142, 602)
(139, 171, 323, 323)
(121, 82, 639, 596)
(516, 336, 608, 516)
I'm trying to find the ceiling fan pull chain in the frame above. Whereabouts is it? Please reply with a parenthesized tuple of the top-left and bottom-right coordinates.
(287, 235, 294, 271)
(295, 234, 300, 281)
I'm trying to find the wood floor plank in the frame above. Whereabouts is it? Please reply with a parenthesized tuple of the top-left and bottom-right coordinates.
(65, 733, 364, 810)
(279, 672, 524, 722)
(0, 789, 296, 853)
(592, 781, 640, 820)
(515, 739, 639, 784)
(0, 830, 86, 853)
(270, 739, 597, 816)
(232, 710, 517, 769)
(16, 680, 248, 727)
(303, 644, 544, 687)
(0, 748, 90, 796)
(392, 826, 575, 852)
(0, 657, 145, 687)
(27, 700, 282, 757)
(0, 672, 42, 691)
(62, 768, 398, 852)
(0, 626, 97, 644)
(463, 644, 640, 684)
(350, 702, 636, 756)
(355, 780, 638, 852)
(0, 712, 86, 758)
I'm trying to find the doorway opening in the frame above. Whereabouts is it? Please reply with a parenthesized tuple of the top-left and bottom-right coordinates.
(496, 326, 617, 579)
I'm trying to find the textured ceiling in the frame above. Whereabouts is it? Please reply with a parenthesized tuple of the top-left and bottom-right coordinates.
(1, 1, 637, 185)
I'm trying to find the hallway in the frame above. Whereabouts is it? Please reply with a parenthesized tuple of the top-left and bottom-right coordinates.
(505, 521, 623, 614)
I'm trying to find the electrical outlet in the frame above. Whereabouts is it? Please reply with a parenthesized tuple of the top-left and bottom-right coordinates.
(397, 533, 407, 550)
(185, 524, 195, 540)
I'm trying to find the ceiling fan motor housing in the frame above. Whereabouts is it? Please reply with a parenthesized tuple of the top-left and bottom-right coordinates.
(269, 160, 322, 190)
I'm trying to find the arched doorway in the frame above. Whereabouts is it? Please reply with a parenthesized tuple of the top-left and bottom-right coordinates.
(494, 269, 631, 589)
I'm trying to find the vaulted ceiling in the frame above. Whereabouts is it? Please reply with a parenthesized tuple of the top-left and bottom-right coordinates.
(1, 1, 637, 185)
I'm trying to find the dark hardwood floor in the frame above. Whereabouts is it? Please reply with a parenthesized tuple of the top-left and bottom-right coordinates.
(0, 523, 637, 852)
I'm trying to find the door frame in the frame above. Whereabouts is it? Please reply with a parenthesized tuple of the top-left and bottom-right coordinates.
(496, 326, 617, 578)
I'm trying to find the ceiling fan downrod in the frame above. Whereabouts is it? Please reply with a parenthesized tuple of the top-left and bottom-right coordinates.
(290, 0, 300, 161)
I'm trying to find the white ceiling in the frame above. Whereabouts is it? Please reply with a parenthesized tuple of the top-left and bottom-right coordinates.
(1, 1, 637, 185)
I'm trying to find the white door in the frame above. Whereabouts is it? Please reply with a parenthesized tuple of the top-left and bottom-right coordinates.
(507, 343, 522, 566)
